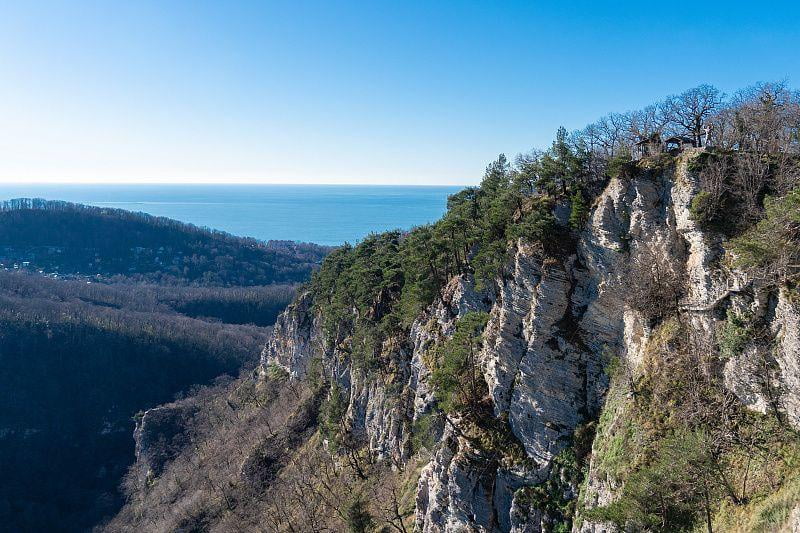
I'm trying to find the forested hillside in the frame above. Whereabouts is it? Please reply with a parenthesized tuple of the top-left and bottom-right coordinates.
(0, 199, 329, 286)
(108, 82, 800, 533)
(0, 271, 296, 326)
(0, 206, 328, 531)
(0, 273, 273, 531)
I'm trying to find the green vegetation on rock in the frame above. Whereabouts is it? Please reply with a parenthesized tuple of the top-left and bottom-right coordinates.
(429, 311, 490, 415)
(583, 318, 800, 532)
(718, 309, 757, 359)
(308, 149, 574, 376)
(730, 188, 800, 284)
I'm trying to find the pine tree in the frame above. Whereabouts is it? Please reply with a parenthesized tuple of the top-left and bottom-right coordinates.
(569, 189, 589, 230)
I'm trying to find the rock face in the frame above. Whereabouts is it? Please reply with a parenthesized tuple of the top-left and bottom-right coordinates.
(724, 288, 800, 429)
(254, 152, 800, 532)
(772, 292, 800, 428)
(260, 290, 321, 378)
(132, 403, 198, 487)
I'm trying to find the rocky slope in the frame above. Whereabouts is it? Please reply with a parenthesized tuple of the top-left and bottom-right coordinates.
(113, 151, 800, 532)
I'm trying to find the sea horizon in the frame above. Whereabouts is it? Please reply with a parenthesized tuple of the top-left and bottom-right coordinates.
(0, 183, 463, 246)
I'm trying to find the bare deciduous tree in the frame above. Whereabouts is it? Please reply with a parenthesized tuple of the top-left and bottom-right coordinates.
(665, 85, 725, 146)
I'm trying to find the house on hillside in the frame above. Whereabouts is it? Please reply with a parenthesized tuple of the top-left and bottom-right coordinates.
(664, 135, 697, 152)
(634, 133, 663, 160)
(634, 132, 707, 160)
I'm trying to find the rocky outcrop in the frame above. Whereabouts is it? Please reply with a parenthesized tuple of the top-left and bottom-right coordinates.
(415, 427, 498, 532)
(574, 152, 728, 529)
(260, 290, 321, 378)
(724, 288, 800, 429)
(772, 291, 800, 427)
(256, 152, 800, 532)
(133, 403, 198, 485)
(254, 159, 678, 531)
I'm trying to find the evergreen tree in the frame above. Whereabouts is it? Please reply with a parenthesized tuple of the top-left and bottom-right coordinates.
(569, 189, 589, 230)
(537, 127, 584, 195)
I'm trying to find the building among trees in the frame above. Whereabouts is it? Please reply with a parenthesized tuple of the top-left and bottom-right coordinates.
(634, 133, 663, 160)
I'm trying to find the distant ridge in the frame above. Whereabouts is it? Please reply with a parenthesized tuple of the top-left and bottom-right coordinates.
(0, 197, 326, 250)
(0, 198, 331, 286)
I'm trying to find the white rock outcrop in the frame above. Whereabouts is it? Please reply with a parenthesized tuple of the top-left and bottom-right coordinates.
(260, 153, 800, 532)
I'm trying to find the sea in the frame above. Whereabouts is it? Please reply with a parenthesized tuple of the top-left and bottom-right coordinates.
(0, 184, 463, 246)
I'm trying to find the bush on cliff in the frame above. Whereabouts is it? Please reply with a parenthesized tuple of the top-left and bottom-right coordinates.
(730, 188, 800, 285)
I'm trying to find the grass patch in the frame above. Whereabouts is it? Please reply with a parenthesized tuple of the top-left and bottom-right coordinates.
(714, 476, 800, 532)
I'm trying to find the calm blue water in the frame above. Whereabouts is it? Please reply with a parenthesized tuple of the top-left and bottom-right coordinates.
(0, 184, 462, 246)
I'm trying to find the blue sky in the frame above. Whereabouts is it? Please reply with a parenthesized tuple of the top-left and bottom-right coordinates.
(0, 1, 798, 185)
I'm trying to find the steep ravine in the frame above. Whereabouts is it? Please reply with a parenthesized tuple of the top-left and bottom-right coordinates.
(117, 152, 800, 532)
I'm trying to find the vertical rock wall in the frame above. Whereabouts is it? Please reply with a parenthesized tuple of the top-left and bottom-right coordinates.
(260, 152, 800, 532)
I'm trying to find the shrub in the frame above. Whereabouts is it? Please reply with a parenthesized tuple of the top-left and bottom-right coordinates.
(265, 363, 289, 382)
(410, 412, 440, 454)
(626, 246, 683, 324)
(687, 150, 717, 173)
(586, 430, 720, 531)
(689, 190, 715, 225)
(515, 447, 584, 529)
(606, 152, 635, 179)
(718, 309, 754, 359)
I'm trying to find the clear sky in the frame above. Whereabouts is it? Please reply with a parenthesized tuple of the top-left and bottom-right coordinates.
(0, 1, 798, 185)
